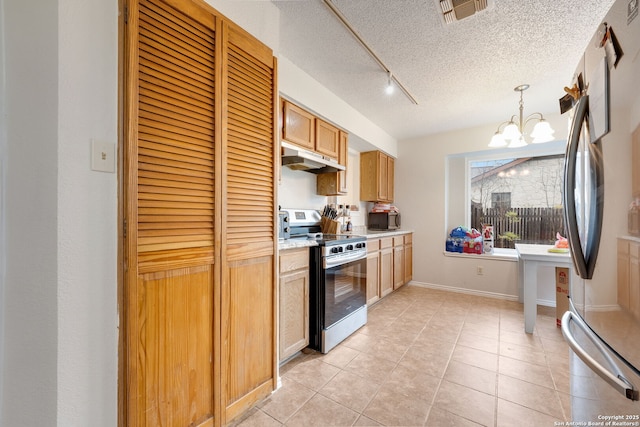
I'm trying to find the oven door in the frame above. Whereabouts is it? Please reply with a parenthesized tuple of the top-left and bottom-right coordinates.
(324, 256, 366, 328)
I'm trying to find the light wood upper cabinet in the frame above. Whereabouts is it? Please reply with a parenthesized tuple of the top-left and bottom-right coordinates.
(388, 155, 395, 202)
(315, 118, 340, 159)
(282, 100, 341, 160)
(317, 130, 348, 196)
(282, 100, 315, 150)
(360, 150, 395, 203)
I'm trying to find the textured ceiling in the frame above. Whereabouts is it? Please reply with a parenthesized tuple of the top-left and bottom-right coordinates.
(272, 0, 616, 141)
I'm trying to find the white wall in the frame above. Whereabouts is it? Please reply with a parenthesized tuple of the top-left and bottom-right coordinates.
(57, 0, 119, 423)
(397, 114, 570, 300)
(2, 0, 60, 424)
(1, 0, 118, 425)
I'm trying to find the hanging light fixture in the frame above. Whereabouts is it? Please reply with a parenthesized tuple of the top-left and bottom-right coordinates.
(488, 84, 555, 148)
(385, 71, 394, 95)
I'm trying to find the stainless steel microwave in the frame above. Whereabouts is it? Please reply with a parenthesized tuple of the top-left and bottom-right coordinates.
(368, 212, 401, 230)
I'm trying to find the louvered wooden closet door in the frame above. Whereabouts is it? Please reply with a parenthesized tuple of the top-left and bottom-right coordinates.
(125, 0, 217, 425)
(221, 23, 277, 421)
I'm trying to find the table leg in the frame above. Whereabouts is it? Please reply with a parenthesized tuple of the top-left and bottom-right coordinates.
(523, 260, 537, 334)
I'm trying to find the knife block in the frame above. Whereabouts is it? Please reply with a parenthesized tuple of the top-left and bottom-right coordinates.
(321, 217, 341, 234)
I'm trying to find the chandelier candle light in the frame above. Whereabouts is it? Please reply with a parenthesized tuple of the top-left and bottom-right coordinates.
(489, 84, 555, 148)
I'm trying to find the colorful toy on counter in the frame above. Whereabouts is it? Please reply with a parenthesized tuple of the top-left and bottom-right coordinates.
(445, 226, 482, 254)
(548, 232, 570, 253)
(463, 228, 483, 254)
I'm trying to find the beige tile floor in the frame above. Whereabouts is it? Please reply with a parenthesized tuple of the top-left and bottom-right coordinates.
(232, 285, 573, 427)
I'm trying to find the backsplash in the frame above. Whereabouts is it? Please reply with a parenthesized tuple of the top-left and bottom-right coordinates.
(279, 150, 368, 228)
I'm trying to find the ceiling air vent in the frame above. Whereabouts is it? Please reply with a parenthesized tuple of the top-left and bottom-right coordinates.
(438, 0, 490, 24)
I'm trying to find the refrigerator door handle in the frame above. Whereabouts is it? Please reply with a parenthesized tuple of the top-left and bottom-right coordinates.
(562, 95, 604, 280)
(561, 310, 639, 401)
(563, 96, 588, 278)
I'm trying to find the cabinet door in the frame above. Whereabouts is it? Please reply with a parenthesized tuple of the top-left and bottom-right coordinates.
(337, 131, 348, 194)
(393, 244, 404, 289)
(282, 100, 315, 150)
(366, 250, 381, 306)
(377, 152, 389, 202)
(618, 239, 630, 311)
(387, 156, 395, 203)
(223, 22, 277, 423)
(380, 247, 393, 297)
(359, 151, 377, 202)
(316, 131, 348, 196)
(125, 1, 217, 425)
(404, 238, 413, 284)
(279, 269, 310, 361)
(315, 119, 340, 159)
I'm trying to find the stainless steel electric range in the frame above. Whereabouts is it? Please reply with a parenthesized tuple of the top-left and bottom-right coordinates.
(281, 208, 367, 353)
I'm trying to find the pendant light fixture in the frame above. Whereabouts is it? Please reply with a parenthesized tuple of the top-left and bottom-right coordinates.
(489, 84, 555, 148)
(385, 71, 394, 95)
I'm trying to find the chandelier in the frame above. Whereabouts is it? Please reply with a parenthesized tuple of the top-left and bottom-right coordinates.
(489, 84, 555, 148)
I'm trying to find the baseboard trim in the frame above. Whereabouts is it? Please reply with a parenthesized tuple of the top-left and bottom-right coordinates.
(407, 281, 519, 302)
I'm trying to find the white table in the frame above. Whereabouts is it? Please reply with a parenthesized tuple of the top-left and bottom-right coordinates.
(515, 244, 573, 334)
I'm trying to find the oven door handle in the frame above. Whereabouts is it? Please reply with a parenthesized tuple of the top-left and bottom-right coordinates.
(323, 252, 366, 269)
(561, 310, 639, 401)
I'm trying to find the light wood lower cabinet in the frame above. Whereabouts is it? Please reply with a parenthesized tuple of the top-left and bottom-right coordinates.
(366, 233, 412, 305)
(366, 239, 381, 306)
(279, 248, 310, 361)
(380, 238, 394, 298)
(393, 236, 405, 289)
(404, 234, 413, 283)
(618, 238, 640, 319)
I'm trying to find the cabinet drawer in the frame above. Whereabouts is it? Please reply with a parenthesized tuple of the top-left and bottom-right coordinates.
(280, 248, 309, 274)
(380, 237, 393, 249)
(404, 233, 413, 244)
(393, 236, 404, 247)
(367, 238, 380, 253)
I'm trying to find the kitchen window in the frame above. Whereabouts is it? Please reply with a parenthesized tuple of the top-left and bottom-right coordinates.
(446, 141, 567, 252)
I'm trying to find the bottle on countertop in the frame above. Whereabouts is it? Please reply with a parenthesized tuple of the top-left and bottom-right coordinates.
(346, 217, 352, 232)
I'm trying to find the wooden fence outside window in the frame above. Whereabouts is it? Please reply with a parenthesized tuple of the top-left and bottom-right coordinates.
(471, 206, 565, 249)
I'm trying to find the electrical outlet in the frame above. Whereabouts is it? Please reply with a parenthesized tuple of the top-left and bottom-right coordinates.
(476, 266, 484, 275)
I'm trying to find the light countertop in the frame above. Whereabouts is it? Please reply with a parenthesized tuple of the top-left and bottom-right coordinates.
(358, 229, 413, 239)
(515, 243, 572, 262)
(278, 239, 319, 251)
(278, 229, 413, 251)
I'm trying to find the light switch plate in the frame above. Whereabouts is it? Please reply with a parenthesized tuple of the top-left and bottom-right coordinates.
(91, 139, 116, 173)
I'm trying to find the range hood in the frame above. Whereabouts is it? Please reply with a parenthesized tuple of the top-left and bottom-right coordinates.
(281, 141, 345, 174)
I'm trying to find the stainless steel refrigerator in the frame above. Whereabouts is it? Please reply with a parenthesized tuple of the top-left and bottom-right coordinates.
(561, 0, 640, 421)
